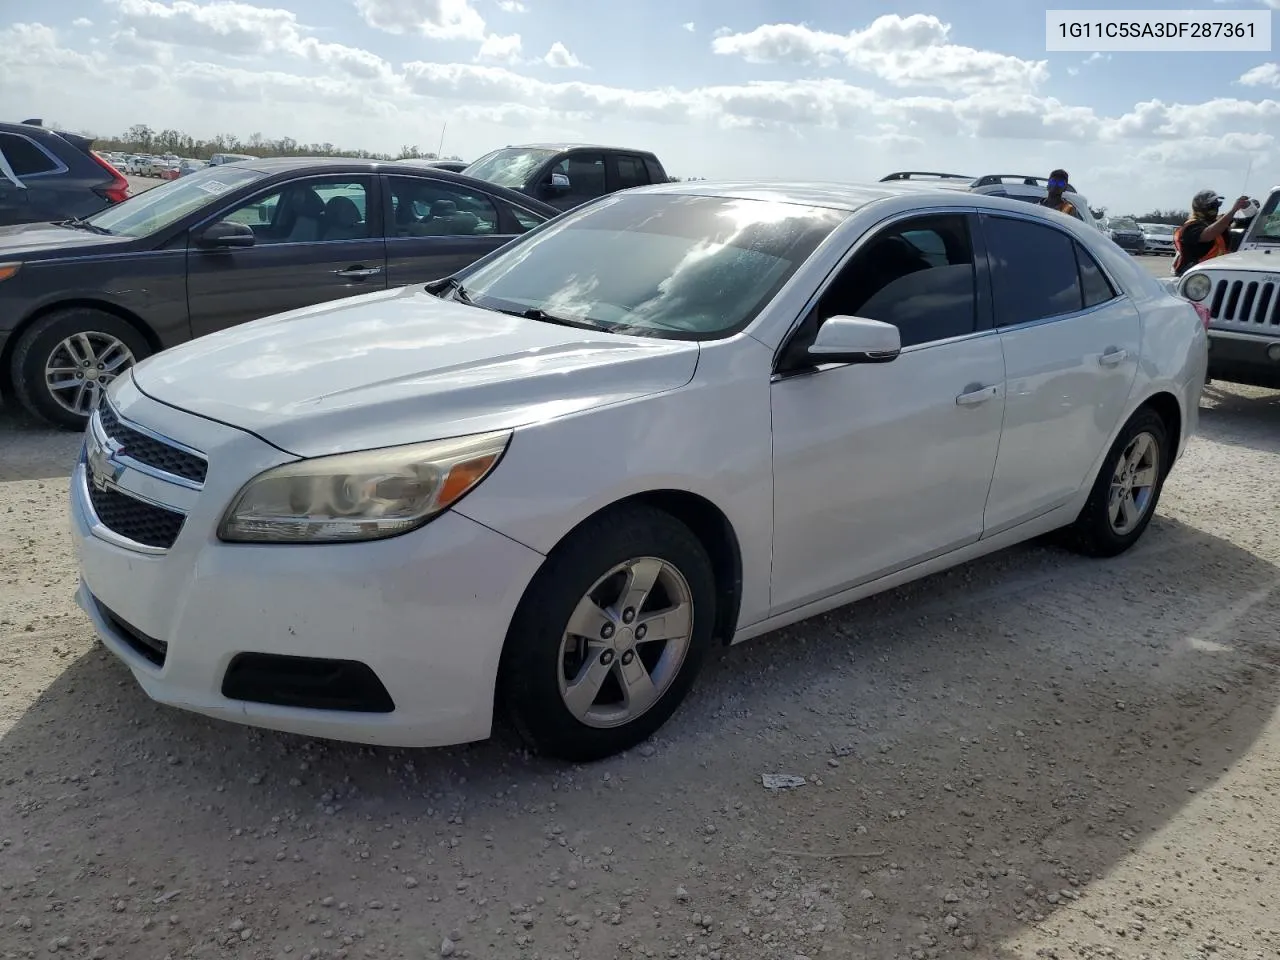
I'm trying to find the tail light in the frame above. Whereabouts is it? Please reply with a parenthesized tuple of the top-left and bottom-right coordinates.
(89, 152, 131, 204)
(1191, 302, 1211, 330)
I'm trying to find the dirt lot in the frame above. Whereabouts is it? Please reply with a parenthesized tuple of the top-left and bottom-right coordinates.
(3, 258, 1279, 960)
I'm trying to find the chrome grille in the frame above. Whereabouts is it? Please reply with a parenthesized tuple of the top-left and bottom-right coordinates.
(1207, 275, 1280, 329)
(98, 400, 208, 484)
(84, 473, 185, 549)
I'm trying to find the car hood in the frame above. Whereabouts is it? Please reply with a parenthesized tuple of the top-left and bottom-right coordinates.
(0, 222, 135, 258)
(1190, 250, 1280, 272)
(130, 284, 700, 458)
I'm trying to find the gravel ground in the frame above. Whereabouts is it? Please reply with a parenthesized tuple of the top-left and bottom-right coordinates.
(4, 257, 1279, 960)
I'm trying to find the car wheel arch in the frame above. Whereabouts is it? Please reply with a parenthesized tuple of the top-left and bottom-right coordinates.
(1138, 390, 1183, 473)
(1, 298, 160, 396)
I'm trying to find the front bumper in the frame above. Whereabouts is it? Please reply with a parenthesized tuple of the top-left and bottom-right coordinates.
(1112, 236, 1145, 253)
(1207, 330, 1280, 390)
(70, 379, 545, 747)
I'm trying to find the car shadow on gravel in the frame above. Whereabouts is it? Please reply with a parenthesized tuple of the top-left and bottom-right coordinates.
(1199, 384, 1280, 455)
(1, 515, 1277, 958)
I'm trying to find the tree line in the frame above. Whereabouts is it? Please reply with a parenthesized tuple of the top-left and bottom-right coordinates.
(1090, 206, 1190, 224)
(90, 124, 463, 163)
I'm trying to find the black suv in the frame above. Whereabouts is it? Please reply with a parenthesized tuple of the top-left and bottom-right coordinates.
(0, 119, 130, 226)
(461, 143, 669, 211)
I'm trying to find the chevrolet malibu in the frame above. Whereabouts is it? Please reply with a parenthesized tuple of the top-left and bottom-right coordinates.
(71, 181, 1208, 761)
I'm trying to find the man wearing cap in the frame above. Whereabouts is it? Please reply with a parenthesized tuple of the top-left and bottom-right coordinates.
(1173, 190, 1250, 276)
(1039, 169, 1078, 217)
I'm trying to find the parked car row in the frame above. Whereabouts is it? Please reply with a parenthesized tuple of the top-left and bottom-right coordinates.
(67, 179, 1209, 761)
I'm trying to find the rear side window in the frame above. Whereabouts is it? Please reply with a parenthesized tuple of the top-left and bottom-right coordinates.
(983, 215, 1082, 326)
(0, 133, 59, 177)
(1075, 241, 1118, 307)
(612, 155, 649, 190)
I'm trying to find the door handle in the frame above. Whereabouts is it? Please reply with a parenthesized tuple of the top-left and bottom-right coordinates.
(334, 265, 382, 279)
(1098, 347, 1128, 366)
(956, 384, 1000, 406)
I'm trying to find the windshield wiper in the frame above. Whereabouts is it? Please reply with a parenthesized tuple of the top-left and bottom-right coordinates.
(512, 307, 613, 332)
(427, 276, 472, 303)
(59, 216, 112, 235)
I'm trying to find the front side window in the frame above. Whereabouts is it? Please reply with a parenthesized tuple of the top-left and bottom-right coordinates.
(457, 193, 847, 340)
(1251, 190, 1280, 242)
(87, 165, 265, 237)
(386, 176, 498, 237)
(462, 147, 558, 189)
(551, 153, 607, 202)
(816, 214, 977, 347)
(983, 215, 1083, 326)
(221, 179, 371, 244)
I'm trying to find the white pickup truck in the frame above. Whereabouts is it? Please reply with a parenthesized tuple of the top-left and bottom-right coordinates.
(1169, 185, 1280, 389)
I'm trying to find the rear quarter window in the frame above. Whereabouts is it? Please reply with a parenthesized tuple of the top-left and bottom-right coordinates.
(0, 133, 60, 177)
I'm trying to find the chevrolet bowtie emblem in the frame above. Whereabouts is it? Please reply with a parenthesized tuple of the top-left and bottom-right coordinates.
(86, 431, 125, 493)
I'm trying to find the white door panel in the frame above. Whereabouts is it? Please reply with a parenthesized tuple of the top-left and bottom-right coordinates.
(984, 303, 1139, 532)
(769, 334, 1006, 613)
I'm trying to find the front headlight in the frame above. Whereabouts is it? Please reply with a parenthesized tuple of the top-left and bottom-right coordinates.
(218, 430, 511, 543)
(1183, 273, 1212, 302)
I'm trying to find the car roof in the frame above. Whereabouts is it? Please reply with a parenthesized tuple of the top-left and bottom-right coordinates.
(500, 143, 657, 156)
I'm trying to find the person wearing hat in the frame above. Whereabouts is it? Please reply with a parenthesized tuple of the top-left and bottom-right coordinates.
(1173, 190, 1250, 276)
(1039, 169, 1077, 217)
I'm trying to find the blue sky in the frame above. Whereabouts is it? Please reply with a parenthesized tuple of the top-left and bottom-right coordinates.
(3, 0, 1278, 212)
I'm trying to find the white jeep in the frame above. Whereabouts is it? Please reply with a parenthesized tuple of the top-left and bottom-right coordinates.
(1171, 185, 1280, 389)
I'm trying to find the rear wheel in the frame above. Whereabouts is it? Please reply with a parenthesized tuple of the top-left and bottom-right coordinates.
(11, 308, 149, 429)
(1063, 408, 1169, 558)
(499, 504, 716, 762)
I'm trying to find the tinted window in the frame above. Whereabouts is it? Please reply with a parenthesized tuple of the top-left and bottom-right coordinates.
(613, 155, 649, 190)
(553, 153, 606, 204)
(459, 193, 846, 340)
(984, 215, 1082, 326)
(0, 134, 58, 177)
(508, 203, 547, 232)
(1075, 241, 1117, 307)
(817, 214, 977, 347)
(386, 176, 498, 237)
(222, 179, 371, 244)
(643, 157, 667, 183)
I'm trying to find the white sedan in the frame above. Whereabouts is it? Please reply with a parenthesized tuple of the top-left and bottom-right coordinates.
(70, 181, 1208, 761)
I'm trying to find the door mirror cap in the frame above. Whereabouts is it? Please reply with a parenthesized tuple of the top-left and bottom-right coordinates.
(807, 315, 901, 363)
(547, 171, 571, 193)
(197, 219, 255, 248)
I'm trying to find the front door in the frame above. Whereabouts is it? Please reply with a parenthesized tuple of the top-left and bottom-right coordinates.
(382, 174, 520, 286)
(769, 213, 1007, 613)
(186, 175, 386, 338)
(978, 213, 1141, 534)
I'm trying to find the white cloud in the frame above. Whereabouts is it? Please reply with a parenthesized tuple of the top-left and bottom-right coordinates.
(496, 0, 525, 10)
(72, 17, 92, 27)
(1239, 63, 1280, 87)
(476, 32, 521, 63)
(711, 15, 1048, 93)
(354, 0, 486, 40)
(682, 22, 695, 32)
(543, 41, 582, 68)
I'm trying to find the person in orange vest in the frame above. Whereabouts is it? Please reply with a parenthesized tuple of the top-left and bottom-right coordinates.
(1039, 169, 1077, 217)
(1173, 190, 1250, 276)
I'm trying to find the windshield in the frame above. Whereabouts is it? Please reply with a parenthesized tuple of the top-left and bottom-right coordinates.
(1109, 217, 1138, 231)
(1251, 190, 1280, 242)
(463, 147, 558, 188)
(457, 193, 848, 340)
(1142, 223, 1172, 235)
(87, 166, 264, 237)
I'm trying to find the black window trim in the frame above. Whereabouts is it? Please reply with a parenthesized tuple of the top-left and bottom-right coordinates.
(187, 172, 385, 249)
(0, 131, 69, 180)
(773, 205, 996, 377)
(976, 211, 1128, 334)
(380, 172, 516, 240)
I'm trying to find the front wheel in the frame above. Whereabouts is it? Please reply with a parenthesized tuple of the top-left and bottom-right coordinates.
(10, 308, 150, 429)
(499, 504, 716, 762)
(1063, 408, 1169, 557)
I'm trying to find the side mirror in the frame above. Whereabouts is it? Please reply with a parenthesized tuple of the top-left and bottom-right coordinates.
(547, 172, 571, 194)
(197, 220, 255, 248)
(807, 315, 901, 364)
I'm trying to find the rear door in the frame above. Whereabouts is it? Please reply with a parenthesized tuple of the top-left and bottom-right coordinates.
(186, 174, 387, 338)
(382, 174, 534, 285)
(978, 214, 1140, 535)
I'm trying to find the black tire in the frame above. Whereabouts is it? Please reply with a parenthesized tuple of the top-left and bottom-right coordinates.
(11, 308, 150, 430)
(1063, 407, 1169, 558)
(499, 504, 717, 762)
